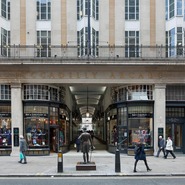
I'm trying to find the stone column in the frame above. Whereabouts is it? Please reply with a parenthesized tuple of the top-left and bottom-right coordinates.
(11, 83, 23, 156)
(153, 84, 166, 155)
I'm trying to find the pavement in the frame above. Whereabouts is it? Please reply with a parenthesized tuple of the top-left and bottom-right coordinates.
(1, 150, 185, 177)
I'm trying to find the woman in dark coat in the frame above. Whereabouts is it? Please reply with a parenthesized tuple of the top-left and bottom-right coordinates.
(133, 143, 151, 172)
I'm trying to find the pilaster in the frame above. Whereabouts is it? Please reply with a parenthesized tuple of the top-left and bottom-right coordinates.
(153, 84, 166, 155)
(11, 83, 23, 156)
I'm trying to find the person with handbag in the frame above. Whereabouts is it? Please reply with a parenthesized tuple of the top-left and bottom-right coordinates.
(133, 142, 152, 172)
(18, 135, 28, 164)
(164, 137, 176, 159)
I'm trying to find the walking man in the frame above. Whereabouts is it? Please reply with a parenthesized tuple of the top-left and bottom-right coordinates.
(156, 135, 166, 157)
(18, 135, 28, 164)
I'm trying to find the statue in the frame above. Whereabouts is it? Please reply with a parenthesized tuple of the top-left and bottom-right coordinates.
(78, 128, 93, 164)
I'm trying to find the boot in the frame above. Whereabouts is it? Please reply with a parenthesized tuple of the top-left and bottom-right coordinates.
(144, 160, 152, 171)
(133, 161, 137, 172)
(18, 159, 22, 163)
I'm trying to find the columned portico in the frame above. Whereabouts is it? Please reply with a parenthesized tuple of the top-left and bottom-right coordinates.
(153, 84, 166, 155)
(11, 83, 23, 155)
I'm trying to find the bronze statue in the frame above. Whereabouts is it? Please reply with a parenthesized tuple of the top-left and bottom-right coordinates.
(78, 128, 93, 164)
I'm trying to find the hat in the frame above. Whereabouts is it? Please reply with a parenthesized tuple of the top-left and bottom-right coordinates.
(159, 135, 162, 139)
(19, 135, 24, 139)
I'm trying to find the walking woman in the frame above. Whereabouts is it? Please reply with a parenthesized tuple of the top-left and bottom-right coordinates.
(133, 143, 152, 172)
(164, 137, 176, 159)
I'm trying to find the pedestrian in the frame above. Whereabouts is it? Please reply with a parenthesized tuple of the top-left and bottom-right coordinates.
(18, 135, 28, 164)
(164, 136, 176, 159)
(133, 143, 152, 172)
(75, 132, 81, 152)
(78, 128, 93, 164)
(156, 135, 166, 157)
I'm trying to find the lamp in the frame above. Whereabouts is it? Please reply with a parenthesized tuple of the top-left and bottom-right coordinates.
(86, 86, 90, 118)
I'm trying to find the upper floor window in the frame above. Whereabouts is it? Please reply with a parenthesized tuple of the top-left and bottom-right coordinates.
(170, 0, 175, 18)
(92, 0, 99, 20)
(1, 28, 10, 57)
(111, 85, 153, 103)
(177, 0, 182, 16)
(125, 0, 139, 20)
(1, 0, 10, 20)
(166, 0, 175, 20)
(125, 31, 140, 57)
(77, 27, 99, 57)
(77, 0, 83, 20)
(37, 30, 51, 57)
(77, 0, 99, 21)
(0, 85, 11, 100)
(37, 0, 51, 20)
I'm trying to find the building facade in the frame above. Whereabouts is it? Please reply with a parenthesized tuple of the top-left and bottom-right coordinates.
(0, 0, 185, 156)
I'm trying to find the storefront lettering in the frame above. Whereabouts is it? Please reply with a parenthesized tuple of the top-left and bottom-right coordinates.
(0, 113, 11, 117)
(24, 113, 48, 118)
(4, 71, 163, 81)
(128, 113, 153, 118)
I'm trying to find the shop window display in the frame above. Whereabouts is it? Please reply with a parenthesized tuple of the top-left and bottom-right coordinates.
(25, 118, 49, 148)
(0, 118, 11, 147)
(24, 106, 49, 148)
(128, 118, 153, 147)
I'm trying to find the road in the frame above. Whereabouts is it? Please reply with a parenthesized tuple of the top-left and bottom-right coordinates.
(0, 176, 185, 185)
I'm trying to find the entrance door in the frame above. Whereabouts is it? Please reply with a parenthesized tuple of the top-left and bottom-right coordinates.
(166, 123, 183, 151)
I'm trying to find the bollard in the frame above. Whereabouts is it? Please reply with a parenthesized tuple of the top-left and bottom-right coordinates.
(57, 150, 63, 173)
(115, 148, 121, 172)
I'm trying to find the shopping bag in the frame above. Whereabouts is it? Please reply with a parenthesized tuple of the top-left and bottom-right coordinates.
(20, 152, 24, 159)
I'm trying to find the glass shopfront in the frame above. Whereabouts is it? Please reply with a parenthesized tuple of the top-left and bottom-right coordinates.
(23, 103, 70, 154)
(106, 103, 154, 154)
(24, 106, 49, 149)
(166, 107, 185, 152)
(0, 105, 11, 148)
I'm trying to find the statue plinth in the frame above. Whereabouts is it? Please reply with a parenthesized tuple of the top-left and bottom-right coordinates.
(76, 161, 96, 171)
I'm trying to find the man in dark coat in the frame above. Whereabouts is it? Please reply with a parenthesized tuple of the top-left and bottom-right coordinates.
(156, 135, 166, 157)
(78, 128, 93, 164)
(133, 143, 151, 172)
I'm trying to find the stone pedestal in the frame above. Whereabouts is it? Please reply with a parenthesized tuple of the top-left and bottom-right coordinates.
(76, 162, 96, 171)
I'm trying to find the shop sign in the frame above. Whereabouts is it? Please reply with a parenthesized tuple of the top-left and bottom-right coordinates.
(24, 113, 48, 118)
(13, 127, 19, 147)
(0, 113, 11, 117)
(166, 117, 184, 123)
(128, 113, 153, 118)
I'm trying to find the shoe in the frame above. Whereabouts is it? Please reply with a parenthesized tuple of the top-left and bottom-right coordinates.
(18, 161, 22, 163)
(147, 168, 152, 171)
(174, 156, 176, 159)
(133, 170, 137, 172)
(22, 162, 27, 164)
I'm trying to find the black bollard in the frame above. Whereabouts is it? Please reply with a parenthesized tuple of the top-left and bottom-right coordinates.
(115, 148, 121, 172)
(57, 150, 63, 173)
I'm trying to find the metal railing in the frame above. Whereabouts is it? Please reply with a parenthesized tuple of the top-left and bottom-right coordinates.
(1, 45, 185, 61)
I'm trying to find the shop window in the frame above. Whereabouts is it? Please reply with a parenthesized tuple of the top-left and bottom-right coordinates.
(0, 118, 11, 147)
(24, 106, 49, 148)
(50, 107, 58, 125)
(128, 106, 153, 148)
(0, 105, 11, 147)
(128, 118, 153, 147)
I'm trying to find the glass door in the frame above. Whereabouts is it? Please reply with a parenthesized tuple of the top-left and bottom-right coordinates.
(166, 123, 183, 151)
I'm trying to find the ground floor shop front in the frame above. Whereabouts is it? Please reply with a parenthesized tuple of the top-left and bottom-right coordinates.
(0, 84, 185, 156)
